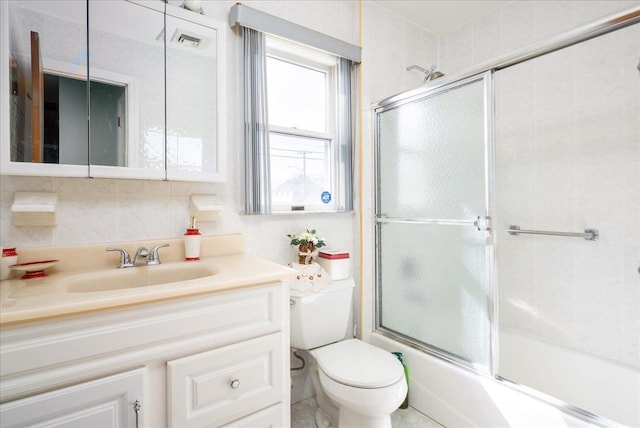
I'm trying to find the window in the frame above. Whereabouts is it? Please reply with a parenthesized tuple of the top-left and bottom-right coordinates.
(265, 37, 344, 212)
(241, 25, 356, 215)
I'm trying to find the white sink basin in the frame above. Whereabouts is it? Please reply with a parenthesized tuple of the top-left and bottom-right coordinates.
(66, 263, 216, 293)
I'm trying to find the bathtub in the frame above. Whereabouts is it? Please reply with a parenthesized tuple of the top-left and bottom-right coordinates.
(370, 331, 640, 427)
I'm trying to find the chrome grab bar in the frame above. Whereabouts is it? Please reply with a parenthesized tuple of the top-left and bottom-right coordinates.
(508, 225, 599, 241)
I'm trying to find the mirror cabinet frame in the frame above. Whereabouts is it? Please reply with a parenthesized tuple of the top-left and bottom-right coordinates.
(0, 0, 226, 182)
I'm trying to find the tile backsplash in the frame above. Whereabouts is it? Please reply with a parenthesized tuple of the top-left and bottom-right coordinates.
(0, 176, 219, 247)
(0, 175, 357, 269)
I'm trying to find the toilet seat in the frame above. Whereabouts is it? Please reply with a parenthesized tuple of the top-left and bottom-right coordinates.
(311, 339, 404, 388)
(318, 368, 408, 419)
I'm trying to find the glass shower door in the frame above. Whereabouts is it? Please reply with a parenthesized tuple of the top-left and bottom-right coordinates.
(375, 74, 492, 369)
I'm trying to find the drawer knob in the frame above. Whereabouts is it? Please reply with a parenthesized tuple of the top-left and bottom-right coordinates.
(230, 378, 240, 389)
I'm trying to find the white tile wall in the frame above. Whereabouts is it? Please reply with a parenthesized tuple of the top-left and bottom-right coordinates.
(438, 0, 639, 75)
(0, 0, 364, 264)
(361, 2, 438, 103)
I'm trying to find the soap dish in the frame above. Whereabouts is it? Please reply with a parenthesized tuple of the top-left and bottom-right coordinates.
(11, 260, 59, 280)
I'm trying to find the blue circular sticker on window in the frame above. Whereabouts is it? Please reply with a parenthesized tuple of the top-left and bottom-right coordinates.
(321, 191, 332, 204)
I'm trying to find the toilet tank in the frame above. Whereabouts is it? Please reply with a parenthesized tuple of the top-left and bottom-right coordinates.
(290, 278, 355, 350)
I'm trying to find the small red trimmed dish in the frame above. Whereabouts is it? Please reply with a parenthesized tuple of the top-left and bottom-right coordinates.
(10, 260, 59, 280)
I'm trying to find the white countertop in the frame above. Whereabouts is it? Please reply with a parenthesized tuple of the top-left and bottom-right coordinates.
(0, 235, 295, 326)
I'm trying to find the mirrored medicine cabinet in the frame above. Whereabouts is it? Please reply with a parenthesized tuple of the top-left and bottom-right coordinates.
(0, 0, 226, 181)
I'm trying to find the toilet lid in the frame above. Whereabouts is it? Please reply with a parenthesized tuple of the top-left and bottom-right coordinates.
(311, 339, 404, 388)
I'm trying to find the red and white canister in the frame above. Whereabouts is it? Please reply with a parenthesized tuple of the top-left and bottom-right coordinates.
(1, 247, 18, 280)
(184, 217, 202, 261)
(317, 250, 350, 280)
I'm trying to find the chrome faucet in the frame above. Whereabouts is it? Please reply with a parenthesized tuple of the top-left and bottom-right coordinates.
(133, 247, 149, 266)
(106, 243, 169, 268)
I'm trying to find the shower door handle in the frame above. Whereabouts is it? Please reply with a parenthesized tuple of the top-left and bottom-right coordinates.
(377, 216, 489, 231)
(473, 216, 490, 231)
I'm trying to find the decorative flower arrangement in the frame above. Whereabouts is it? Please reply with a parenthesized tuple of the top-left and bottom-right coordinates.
(287, 229, 326, 248)
(287, 229, 326, 264)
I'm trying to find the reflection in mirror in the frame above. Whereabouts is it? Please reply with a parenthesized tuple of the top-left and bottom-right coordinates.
(89, 79, 127, 166)
(89, 1, 164, 173)
(9, 55, 25, 161)
(43, 73, 88, 165)
(166, 13, 218, 179)
(8, 0, 88, 166)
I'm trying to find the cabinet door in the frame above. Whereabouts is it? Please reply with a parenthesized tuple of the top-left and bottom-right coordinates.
(167, 333, 284, 427)
(0, 368, 145, 427)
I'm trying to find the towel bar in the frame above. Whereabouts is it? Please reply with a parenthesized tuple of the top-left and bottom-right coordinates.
(508, 225, 598, 241)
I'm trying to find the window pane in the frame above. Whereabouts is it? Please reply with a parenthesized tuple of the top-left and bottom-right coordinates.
(270, 133, 332, 209)
(267, 57, 326, 133)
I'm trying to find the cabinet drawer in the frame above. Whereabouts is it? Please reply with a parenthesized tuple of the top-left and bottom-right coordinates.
(167, 333, 284, 427)
(222, 403, 284, 428)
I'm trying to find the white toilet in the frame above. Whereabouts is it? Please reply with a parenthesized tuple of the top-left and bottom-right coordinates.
(290, 278, 408, 428)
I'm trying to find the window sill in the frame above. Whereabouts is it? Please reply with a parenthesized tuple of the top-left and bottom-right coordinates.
(242, 210, 354, 216)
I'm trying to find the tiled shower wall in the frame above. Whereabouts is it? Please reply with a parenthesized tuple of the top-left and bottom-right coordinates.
(359, 0, 638, 378)
(437, 0, 640, 369)
(494, 22, 639, 367)
(437, 0, 640, 75)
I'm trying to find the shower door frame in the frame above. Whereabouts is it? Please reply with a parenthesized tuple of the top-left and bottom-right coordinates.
(373, 70, 498, 375)
(371, 5, 640, 427)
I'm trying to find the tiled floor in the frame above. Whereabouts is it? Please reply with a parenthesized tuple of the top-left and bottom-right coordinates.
(291, 397, 444, 428)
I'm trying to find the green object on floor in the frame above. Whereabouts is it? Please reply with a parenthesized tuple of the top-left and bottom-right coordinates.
(392, 352, 409, 409)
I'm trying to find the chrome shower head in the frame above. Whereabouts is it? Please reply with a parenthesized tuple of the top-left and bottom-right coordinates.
(406, 64, 443, 82)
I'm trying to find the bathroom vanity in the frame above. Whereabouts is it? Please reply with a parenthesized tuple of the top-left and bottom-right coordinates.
(0, 234, 293, 427)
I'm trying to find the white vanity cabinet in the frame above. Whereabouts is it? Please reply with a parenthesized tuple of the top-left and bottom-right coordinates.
(0, 282, 290, 427)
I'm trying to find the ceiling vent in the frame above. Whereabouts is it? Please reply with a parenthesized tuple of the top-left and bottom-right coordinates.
(170, 29, 211, 49)
(176, 33, 201, 48)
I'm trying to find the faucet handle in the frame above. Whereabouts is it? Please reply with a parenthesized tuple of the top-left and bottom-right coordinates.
(148, 243, 170, 265)
(106, 247, 133, 268)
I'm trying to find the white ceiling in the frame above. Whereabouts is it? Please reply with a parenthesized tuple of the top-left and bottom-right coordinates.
(373, 0, 508, 35)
